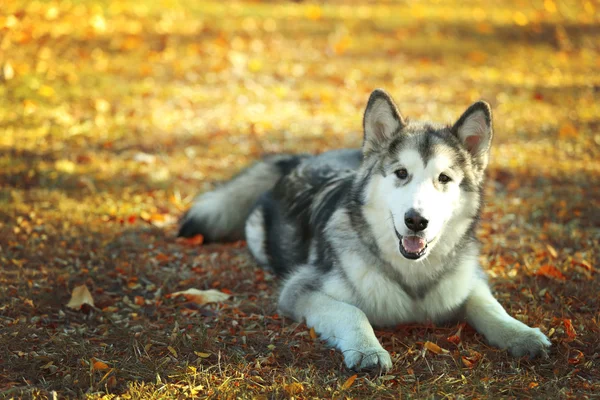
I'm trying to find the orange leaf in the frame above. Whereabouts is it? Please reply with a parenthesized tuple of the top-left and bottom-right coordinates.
(447, 323, 464, 345)
(92, 360, 109, 371)
(563, 319, 576, 341)
(342, 374, 358, 390)
(424, 341, 448, 354)
(309, 327, 317, 340)
(535, 265, 566, 281)
(568, 349, 584, 364)
(447, 335, 461, 345)
(462, 356, 474, 368)
(66, 285, 95, 310)
(461, 349, 482, 368)
(179, 234, 204, 246)
(558, 122, 577, 138)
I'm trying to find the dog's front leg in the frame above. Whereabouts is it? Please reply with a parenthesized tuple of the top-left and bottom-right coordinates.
(279, 278, 392, 371)
(465, 279, 551, 357)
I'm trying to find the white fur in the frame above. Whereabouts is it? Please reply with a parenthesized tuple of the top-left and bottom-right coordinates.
(279, 149, 550, 371)
(465, 280, 551, 357)
(245, 207, 268, 266)
(279, 266, 392, 371)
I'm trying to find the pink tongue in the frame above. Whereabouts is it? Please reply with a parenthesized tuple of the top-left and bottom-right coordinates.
(402, 236, 426, 253)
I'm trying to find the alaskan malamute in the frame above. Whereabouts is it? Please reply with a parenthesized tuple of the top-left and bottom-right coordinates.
(179, 89, 550, 371)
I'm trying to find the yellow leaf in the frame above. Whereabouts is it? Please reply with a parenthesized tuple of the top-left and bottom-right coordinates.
(283, 382, 304, 395)
(309, 327, 317, 340)
(169, 288, 230, 305)
(167, 346, 178, 358)
(341, 374, 357, 390)
(66, 285, 95, 310)
(424, 341, 448, 354)
(513, 12, 528, 26)
(194, 352, 211, 358)
(305, 5, 322, 20)
(2, 62, 14, 80)
(38, 85, 55, 98)
(546, 244, 558, 258)
(248, 58, 263, 73)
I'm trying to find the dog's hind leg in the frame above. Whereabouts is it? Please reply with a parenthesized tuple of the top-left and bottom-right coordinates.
(278, 265, 393, 372)
(245, 205, 268, 266)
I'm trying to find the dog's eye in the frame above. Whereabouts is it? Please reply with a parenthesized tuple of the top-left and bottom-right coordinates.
(394, 168, 408, 180)
(438, 173, 452, 184)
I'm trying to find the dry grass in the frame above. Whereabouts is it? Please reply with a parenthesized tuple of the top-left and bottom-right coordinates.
(0, 0, 598, 398)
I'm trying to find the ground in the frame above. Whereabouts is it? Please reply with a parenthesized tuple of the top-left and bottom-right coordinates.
(1, 0, 599, 398)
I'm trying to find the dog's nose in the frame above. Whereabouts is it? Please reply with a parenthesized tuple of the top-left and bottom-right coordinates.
(404, 209, 428, 232)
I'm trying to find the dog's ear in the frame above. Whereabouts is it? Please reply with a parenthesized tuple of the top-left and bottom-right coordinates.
(452, 101, 493, 168)
(363, 89, 406, 154)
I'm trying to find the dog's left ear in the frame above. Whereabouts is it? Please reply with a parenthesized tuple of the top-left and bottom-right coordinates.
(452, 101, 493, 168)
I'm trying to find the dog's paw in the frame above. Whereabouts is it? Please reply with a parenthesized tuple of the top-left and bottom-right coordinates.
(505, 327, 551, 358)
(343, 346, 392, 372)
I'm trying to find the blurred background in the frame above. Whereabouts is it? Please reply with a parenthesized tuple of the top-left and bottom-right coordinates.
(2, 0, 599, 275)
(2, 0, 598, 185)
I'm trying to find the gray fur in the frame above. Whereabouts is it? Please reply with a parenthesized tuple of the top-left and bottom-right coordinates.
(181, 89, 551, 371)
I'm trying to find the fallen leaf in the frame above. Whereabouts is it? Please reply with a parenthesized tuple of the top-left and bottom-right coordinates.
(309, 327, 317, 340)
(535, 265, 566, 281)
(284, 382, 304, 395)
(424, 341, 448, 354)
(167, 346, 178, 358)
(169, 288, 230, 305)
(447, 334, 461, 345)
(447, 323, 464, 345)
(572, 259, 594, 272)
(546, 244, 558, 258)
(178, 234, 204, 246)
(341, 374, 357, 390)
(194, 352, 211, 358)
(461, 349, 482, 368)
(106, 375, 117, 389)
(558, 122, 577, 138)
(567, 349, 584, 364)
(563, 318, 576, 341)
(92, 360, 109, 371)
(66, 285, 95, 310)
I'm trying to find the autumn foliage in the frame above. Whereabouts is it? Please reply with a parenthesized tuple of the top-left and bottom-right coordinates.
(0, 0, 598, 398)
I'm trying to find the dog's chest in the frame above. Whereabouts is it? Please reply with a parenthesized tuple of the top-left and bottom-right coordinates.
(326, 255, 439, 326)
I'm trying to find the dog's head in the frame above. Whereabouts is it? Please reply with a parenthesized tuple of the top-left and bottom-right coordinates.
(359, 89, 493, 261)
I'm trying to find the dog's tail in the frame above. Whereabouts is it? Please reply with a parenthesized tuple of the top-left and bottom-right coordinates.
(178, 154, 307, 242)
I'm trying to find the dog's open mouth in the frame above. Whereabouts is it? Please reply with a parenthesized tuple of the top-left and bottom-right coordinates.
(399, 235, 428, 259)
(392, 220, 430, 260)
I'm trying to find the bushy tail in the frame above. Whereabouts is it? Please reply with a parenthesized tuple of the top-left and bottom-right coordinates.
(178, 154, 307, 242)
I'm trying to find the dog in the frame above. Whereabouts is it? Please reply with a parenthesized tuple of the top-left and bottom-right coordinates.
(178, 89, 551, 371)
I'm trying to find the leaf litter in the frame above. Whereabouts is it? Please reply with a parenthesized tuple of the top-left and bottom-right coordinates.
(0, 0, 599, 398)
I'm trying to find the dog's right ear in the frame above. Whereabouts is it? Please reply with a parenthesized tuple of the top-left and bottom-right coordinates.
(362, 89, 406, 154)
